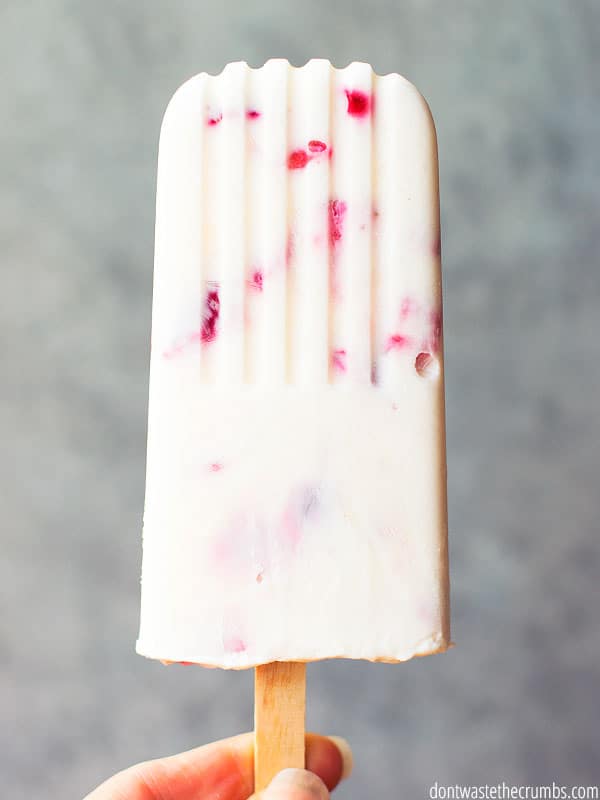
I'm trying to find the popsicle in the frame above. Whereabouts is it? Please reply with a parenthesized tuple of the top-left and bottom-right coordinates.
(137, 58, 450, 788)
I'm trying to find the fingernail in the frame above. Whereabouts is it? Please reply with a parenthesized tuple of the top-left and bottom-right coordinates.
(327, 736, 353, 781)
(268, 768, 329, 798)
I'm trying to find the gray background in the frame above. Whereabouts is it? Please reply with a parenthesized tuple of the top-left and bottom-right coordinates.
(2, 1, 599, 798)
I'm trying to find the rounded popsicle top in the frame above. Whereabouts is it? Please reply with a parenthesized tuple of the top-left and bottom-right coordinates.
(161, 59, 437, 139)
(153, 58, 442, 389)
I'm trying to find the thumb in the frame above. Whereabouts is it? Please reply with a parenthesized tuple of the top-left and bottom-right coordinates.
(253, 768, 330, 800)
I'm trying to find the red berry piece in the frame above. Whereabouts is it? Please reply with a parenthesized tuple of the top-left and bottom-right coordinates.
(385, 334, 412, 353)
(247, 269, 264, 292)
(415, 351, 439, 379)
(223, 635, 247, 653)
(345, 89, 371, 117)
(400, 296, 419, 319)
(288, 149, 309, 169)
(328, 199, 347, 246)
(201, 286, 220, 343)
(331, 348, 347, 373)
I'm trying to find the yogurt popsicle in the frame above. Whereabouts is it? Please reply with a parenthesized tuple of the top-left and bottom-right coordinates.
(137, 59, 450, 669)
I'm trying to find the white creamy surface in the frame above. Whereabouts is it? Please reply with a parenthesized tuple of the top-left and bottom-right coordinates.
(137, 60, 450, 668)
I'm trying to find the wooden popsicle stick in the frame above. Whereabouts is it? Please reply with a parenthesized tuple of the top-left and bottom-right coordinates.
(254, 662, 306, 792)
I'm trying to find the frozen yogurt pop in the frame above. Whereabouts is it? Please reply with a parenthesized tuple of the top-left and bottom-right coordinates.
(138, 58, 449, 680)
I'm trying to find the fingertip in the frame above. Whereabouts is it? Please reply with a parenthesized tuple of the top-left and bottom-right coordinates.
(263, 768, 329, 799)
(305, 733, 353, 791)
(326, 736, 353, 781)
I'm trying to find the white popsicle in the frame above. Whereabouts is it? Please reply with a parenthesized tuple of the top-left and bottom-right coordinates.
(137, 59, 450, 669)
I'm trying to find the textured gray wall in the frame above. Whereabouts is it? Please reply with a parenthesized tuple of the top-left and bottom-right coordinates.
(2, 1, 599, 798)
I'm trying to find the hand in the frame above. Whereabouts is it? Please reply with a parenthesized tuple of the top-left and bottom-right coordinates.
(84, 732, 353, 800)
